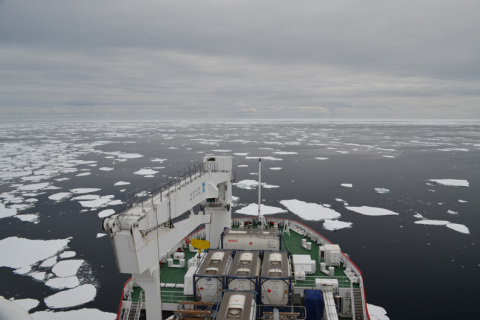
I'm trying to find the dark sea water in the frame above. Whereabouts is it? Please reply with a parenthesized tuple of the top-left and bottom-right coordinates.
(1, 120, 479, 319)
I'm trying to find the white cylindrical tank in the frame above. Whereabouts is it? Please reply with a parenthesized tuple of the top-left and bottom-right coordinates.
(222, 229, 281, 250)
(260, 251, 291, 305)
(227, 251, 261, 291)
(194, 250, 232, 303)
(216, 291, 256, 320)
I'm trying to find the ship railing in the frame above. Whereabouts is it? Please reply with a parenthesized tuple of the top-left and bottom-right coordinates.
(122, 291, 133, 320)
(161, 288, 195, 304)
(291, 274, 351, 288)
(119, 161, 219, 215)
(134, 290, 145, 320)
(258, 305, 306, 320)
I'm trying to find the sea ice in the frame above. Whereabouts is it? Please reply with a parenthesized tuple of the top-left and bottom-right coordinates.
(273, 151, 297, 155)
(458, 200, 468, 203)
(44, 284, 96, 309)
(346, 206, 399, 216)
(0, 237, 70, 269)
(233, 153, 249, 156)
(18, 183, 50, 191)
(134, 168, 159, 175)
(48, 192, 72, 201)
(151, 158, 167, 162)
(323, 219, 353, 231)
(118, 153, 144, 159)
(52, 259, 84, 277)
(315, 157, 329, 160)
(212, 149, 232, 152)
(374, 188, 390, 194)
(414, 220, 450, 225)
(12, 298, 40, 312)
(428, 179, 469, 187)
(99, 167, 114, 171)
(367, 303, 389, 320)
(79, 197, 112, 208)
(280, 200, 341, 221)
(98, 209, 115, 218)
(0, 202, 17, 219)
(59, 251, 76, 259)
(70, 188, 101, 194)
(45, 276, 80, 290)
(237, 165, 248, 167)
(234, 180, 279, 189)
(31, 308, 116, 320)
(96, 233, 107, 238)
(114, 181, 130, 186)
(446, 223, 470, 234)
(76, 172, 91, 177)
(236, 204, 287, 216)
(14, 213, 40, 224)
(245, 156, 282, 161)
(269, 167, 282, 170)
(341, 183, 353, 188)
(40, 256, 57, 268)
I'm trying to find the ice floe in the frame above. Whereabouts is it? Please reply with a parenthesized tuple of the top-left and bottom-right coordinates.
(117, 153, 144, 159)
(374, 188, 390, 194)
(44, 284, 96, 309)
(49, 192, 72, 201)
(0, 202, 17, 219)
(40, 256, 57, 268)
(52, 259, 84, 277)
(59, 251, 76, 259)
(18, 183, 50, 191)
(323, 219, 353, 231)
(280, 200, 341, 221)
(12, 297, 40, 312)
(45, 276, 80, 290)
(96, 233, 107, 238)
(245, 156, 282, 161)
(99, 167, 114, 171)
(315, 157, 329, 160)
(414, 219, 470, 234)
(14, 213, 40, 224)
(367, 303, 389, 320)
(273, 151, 297, 155)
(31, 308, 116, 320)
(70, 188, 101, 194)
(0, 237, 70, 269)
(236, 203, 287, 215)
(151, 158, 167, 162)
(428, 179, 469, 187)
(346, 206, 399, 216)
(269, 167, 282, 170)
(76, 172, 91, 177)
(341, 183, 353, 188)
(134, 168, 159, 176)
(114, 181, 130, 186)
(212, 149, 232, 152)
(234, 180, 279, 189)
(98, 209, 115, 218)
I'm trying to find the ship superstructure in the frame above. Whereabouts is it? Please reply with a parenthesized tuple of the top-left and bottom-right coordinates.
(103, 156, 370, 320)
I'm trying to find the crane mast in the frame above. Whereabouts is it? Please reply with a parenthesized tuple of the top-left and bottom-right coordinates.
(102, 156, 233, 320)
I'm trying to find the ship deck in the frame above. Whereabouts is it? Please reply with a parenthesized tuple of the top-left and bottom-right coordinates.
(125, 222, 360, 308)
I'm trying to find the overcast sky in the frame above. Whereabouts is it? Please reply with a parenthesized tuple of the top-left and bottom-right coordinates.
(1, 0, 479, 121)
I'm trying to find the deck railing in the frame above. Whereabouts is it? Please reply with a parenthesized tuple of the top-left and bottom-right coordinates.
(292, 274, 351, 288)
(161, 288, 195, 304)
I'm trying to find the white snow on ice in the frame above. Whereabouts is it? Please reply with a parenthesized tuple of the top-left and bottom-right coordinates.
(18, 183, 50, 191)
(415, 220, 470, 234)
(367, 304, 390, 320)
(236, 203, 287, 216)
(44, 284, 96, 309)
(114, 181, 130, 186)
(346, 206, 399, 216)
(49, 192, 72, 201)
(428, 179, 469, 187)
(98, 209, 115, 218)
(341, 183, 353, 188)
(70, 188, 101, 194)
(45, 276, 80, 290)
(315, 157, 329, 160)
(96, 233, 107, 238)
(323, 219, 353, 231)
(31, 308, 116, 320)
(234, 180, 279, 189)
(269, 167, 282, 170)
(273, 151, 297, 155)
(52, 259, 84, 277)
(59, 251, 76, 259)
(15, 213, 40, 224)
(374, 188, 390, 194)
(99, 167, 114, 171)
(0, 237, 70, 269)
(280, 200, 341, 221)
(134, 168, 159, 176)
(0, 202, 17, 219)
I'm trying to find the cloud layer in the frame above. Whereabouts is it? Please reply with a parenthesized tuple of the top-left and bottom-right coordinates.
(1, 0, 479, 120)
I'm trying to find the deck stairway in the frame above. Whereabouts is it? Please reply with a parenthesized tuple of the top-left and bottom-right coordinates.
(352, 288, 364, 320)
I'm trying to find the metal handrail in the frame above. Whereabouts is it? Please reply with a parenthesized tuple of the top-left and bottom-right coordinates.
(118, 161, 219, 216)
(134, 290, 145, 320)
